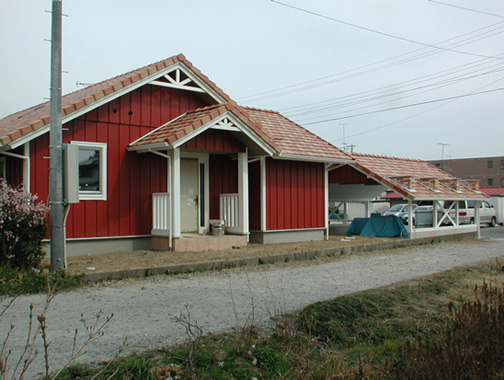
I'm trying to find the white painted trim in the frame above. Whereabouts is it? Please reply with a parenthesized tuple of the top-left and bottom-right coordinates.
(324, 163, 329, 240)
(69, 141, 107, 201)
(150, 80, 206, 93)
(238, 149, 249, 237)
(275, 153, 354, 164)
(260, 157, 267, 231)
(23, 143, 30, 193)
(171, 148, 181, 237)
(171, 112, 276, 157)
(9, 61, 228, 150)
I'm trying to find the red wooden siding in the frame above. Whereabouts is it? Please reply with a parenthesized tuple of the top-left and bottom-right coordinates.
(209, 155, 238, 219)
(248, 160, 261, 230)
(28, 86, 207, 239)
(266, 159, 325, 230)
(329, 165, 375, 184)
(179, 129, 246, 153)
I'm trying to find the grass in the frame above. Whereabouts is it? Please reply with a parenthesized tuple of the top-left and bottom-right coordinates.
(49, 257, 504, 379)
(0, 266, 83, 295)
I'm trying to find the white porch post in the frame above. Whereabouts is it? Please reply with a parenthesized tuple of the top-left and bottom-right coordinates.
(260, 157, 267, 231)
(325, 163, 329, 240)
(23, 143, 31, 193)
(238, 150, 249, 237)
(407, 199, 413, 237)
(171, 148, 181, 238)
(475, 200, 481, 239)
(364, 201, 370, 217)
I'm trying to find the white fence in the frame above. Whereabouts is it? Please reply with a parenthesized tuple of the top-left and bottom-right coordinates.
(220, 193, 239, 232)
(152, 192, 170, 236)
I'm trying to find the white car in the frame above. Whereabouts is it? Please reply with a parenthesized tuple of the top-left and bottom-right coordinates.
(443, 200, 497, 226)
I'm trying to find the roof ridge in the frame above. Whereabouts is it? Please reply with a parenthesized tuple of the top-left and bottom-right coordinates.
(350, 152, 425, 162)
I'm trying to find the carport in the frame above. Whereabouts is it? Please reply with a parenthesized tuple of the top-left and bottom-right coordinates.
(329, 153, 490, 239)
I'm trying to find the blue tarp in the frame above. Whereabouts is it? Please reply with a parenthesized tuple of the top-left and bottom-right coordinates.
(345, 216, 408, 238)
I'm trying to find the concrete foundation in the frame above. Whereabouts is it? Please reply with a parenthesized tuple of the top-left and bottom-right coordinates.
(249, 229, 325, 244)
(152, 234, 248, 252)
(50, 236, 151, 257)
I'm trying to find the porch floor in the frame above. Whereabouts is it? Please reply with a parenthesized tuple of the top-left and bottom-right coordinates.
(151, 234, 248, 252)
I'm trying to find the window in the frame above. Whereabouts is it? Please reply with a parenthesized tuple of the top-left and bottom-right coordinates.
(435, 163, 440, 168)
(71, 142, 107, 200)
(501, 178, 504, 187)
(488, 160, 493, 168)
(0, 156, 5, 180)
(501, 160, 504, 169)
(488, 178, 494, 186)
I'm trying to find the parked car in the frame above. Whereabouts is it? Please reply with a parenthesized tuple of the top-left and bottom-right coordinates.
(383, 204, 418, 221)
(401, 205, 433, 225)
(442, 200, 497, 226)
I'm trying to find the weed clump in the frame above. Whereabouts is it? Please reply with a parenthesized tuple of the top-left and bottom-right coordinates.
(394, 280, 504, 379)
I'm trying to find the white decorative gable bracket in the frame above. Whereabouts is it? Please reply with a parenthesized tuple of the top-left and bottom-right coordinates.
(150, 67, 205, 93)
(211, 117, 240, 132)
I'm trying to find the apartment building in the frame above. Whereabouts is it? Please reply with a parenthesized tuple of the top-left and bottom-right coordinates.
(427, 156, 504, 188)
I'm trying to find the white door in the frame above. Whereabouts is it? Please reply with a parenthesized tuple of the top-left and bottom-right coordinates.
(180, 158, 199, 233)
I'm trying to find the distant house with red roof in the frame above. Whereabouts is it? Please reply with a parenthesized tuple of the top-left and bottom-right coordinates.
(0, 54, 490, 256)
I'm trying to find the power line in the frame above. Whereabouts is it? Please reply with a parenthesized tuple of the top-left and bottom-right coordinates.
(288, 63, 504, 120)
(427, 0, 504, 19)
(304, 85, 504, 125)
(270, 0, 503, 61)
(326, 75, 504, 144)
(238, 16, 504, 103)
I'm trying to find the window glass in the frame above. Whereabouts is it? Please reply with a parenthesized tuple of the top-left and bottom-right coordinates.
(488, 160, 493, 168)
(467, 201, 474, 208)
(501, 160, 504, 169)
(488, 178, 494, 186)
(79, 148, 100, 191)
(501, 178, 504, 187)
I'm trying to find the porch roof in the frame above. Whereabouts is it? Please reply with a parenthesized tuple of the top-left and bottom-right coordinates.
(349, 153, 488, 201)
(130, 103, 354, 162)
(0, 54, 230, 149)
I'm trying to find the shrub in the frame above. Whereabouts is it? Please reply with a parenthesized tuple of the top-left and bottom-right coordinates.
(0, 181, 49, 269)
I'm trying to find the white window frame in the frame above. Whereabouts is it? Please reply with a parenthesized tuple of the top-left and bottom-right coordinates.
(71, 141, 107, 201)
(0, 156, 5, 180)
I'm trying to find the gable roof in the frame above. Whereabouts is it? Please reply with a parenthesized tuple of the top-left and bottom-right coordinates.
(129, 102, 354, 162)
(349, 153, 488, 201)
(0, 53, 231, 149)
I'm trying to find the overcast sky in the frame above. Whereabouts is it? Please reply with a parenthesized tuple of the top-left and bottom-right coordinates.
(1, 0, 503, 160)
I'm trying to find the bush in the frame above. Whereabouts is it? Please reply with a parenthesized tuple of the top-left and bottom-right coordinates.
(0, 181, 49, 269)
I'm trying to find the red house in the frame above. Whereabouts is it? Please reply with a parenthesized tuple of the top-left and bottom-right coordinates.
(0, 54, 353, 256)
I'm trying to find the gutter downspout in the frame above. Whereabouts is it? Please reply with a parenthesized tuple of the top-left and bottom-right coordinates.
(149, 149, 172, 251)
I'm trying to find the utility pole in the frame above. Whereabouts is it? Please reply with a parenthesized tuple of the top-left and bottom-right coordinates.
(49, 0, 65, 271)
(437, 142, 449, 170)
(347, 144, 356, 153)
(339, 123, 350, 152)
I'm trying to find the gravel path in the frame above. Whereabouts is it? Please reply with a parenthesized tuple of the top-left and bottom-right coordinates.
(2, 239, 504, 378)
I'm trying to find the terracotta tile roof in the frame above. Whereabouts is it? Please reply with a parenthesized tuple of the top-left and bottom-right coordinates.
(243, 107, 353, 160)
(131, 103, 353, 161)
(130, 102, 272, 147)
(0, 54, 231, 147)
(350, 153, 488, 200)
(480, 187, 504, 196)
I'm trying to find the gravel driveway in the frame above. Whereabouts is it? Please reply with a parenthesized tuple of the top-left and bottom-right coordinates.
(2, 239, 504, 378)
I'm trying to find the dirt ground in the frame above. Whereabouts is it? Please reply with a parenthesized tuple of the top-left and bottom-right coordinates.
(58, 236, 382, 275)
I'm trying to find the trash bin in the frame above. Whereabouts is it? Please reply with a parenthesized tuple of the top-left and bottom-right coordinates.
(212, 222, 224, 236)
